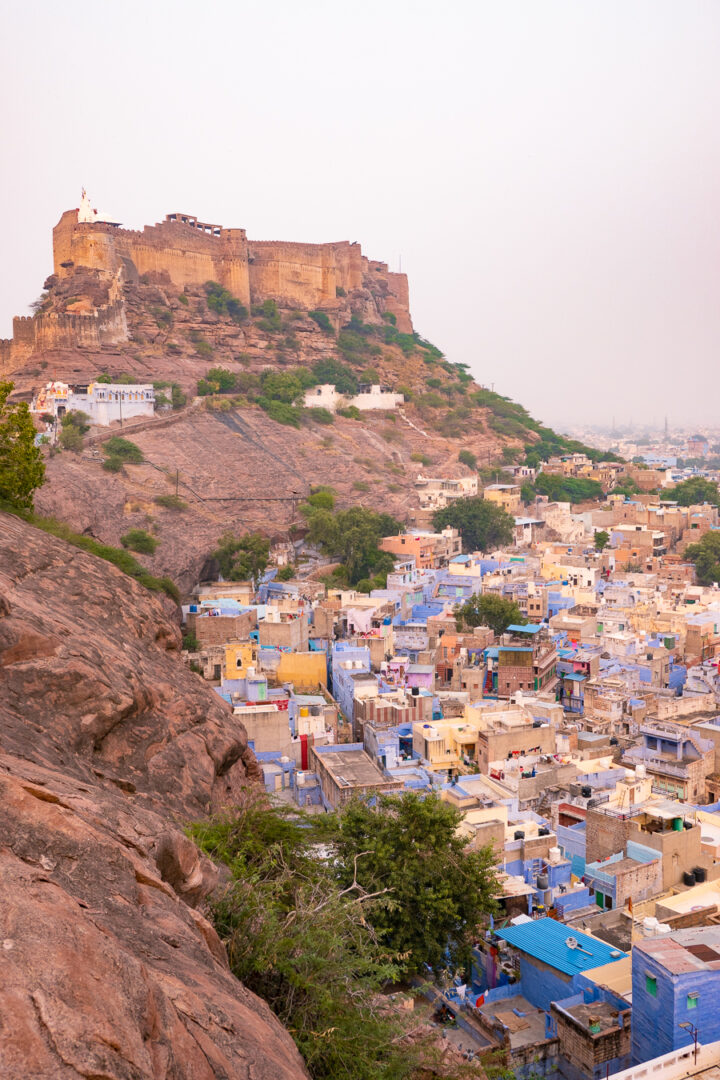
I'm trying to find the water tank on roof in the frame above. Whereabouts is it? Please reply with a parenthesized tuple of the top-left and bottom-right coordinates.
(610, 737, 618, 746)
(533, 720, 542, 728)
(412, 686, 420, 696)
(683, 871, 696, 887)
(539, 827, 550, 836)
(636, 763, 646, 779)
(694, 867, 707, 883)
(536, 873, 549, 890)
(581, 786, 592, 798)
(549, 847, 562, 864)
(514, 830, 525, 840)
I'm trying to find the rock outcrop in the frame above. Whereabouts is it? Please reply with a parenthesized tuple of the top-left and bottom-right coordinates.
(0, 511, 308, 1079)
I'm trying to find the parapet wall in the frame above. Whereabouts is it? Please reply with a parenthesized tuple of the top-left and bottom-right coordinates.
(52, 209, 412, 327)
(1, 298, 128, 377)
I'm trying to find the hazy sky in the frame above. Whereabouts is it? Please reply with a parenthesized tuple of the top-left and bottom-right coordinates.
(2, 0, 720, 427)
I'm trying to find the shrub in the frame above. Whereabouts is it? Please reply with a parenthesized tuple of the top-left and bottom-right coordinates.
(205, 281, 248, 323)
(306, 487, 336, 510)
(62, 409, 91, 433)
(121, 528, 158, 554)
(177, 293, 189, 306)
(276, 564, 294, 581)
(410, 452, 431, 466)
(353, 480, 370, 492)
(58, 426, 84, 452)
(171, 384, 186, 409)
(150, 304, 173, 328)
(459, 449, 477, 470)
(195, 339, 213, 358)
(308, 310, 334, 334)
(252, 298, 282, 332)
(382, 311, 397, 325)
(182, 631, 199, 651)
(335, 285, 347, 297)
(102, 455, 124, 473)
(257, 398, 302, 427)
(337, 405, 361, 420)
(154, 494, 188, 510)
(305, 407, 334, 425)
(103, 437, 144, 463)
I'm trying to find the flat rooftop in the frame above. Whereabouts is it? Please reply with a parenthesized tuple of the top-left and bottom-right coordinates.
(313, 748, 389, 787)
(636, 927, 720, 974)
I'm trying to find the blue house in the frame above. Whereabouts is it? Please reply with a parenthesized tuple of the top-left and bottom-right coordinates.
(631, 927, 720, 1064)
(495, 918, 627, 1010)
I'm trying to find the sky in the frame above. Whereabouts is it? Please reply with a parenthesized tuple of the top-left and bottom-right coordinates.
(2, 0, 720, 428)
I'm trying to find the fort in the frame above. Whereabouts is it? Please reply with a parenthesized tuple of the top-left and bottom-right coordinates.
(0, 195, 411, 375)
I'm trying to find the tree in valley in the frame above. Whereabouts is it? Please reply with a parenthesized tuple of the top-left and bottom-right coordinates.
(670, 476, 720, 507)
(0, 381, 45, 509)
(432, 496, 514, 552)
(333, 791, 498, 976)
(213, 531, 270, 587)
(455, 592, 528, 635)
(594, 530, 610, 551)
(685, 532, 720, 585)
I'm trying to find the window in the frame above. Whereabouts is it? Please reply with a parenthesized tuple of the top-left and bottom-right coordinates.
(646, 975, 657, 997)
(687, 994, 698, 1010)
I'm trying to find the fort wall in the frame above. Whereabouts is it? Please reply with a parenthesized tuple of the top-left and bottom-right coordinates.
(2, 207, 412, 376)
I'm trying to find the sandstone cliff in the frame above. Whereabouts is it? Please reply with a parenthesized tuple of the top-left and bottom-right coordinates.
(0, 510, 308, 1079)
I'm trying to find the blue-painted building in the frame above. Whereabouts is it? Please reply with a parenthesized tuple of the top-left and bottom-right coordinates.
(495, 918, 627, 1010)
(631, 927, 720, 1064)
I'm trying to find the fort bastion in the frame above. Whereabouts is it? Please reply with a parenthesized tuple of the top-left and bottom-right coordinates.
(0, 200, 411, 375)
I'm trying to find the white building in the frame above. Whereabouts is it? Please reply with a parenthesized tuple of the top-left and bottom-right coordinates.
(32, 381, 155, 426)
(415, 474, 479, 510)
(303, 383, 404, 413)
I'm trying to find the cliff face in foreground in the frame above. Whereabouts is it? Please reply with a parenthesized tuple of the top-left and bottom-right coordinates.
(0, 511, 308, 1079)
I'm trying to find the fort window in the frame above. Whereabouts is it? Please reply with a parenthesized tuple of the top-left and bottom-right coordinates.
(645, 975, 657, 997)
(687, 994, 698, 1009)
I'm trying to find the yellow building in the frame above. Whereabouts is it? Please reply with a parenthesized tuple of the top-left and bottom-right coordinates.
(224, 641, 257, 679)
(483, 484, 522, 514)
(276, 651, 327, 689)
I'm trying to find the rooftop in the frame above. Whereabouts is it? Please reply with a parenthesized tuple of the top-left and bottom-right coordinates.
(496, 917, 627, 975)
(636, 927, 720, 973)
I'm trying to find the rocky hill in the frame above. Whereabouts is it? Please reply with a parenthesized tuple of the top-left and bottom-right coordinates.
(2, 204, 602, 591)
(0, 510, 308, 1079)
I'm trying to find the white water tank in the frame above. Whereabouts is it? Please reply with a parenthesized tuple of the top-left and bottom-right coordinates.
(548, 847, 562, 864)
(636, 763, 647, 779)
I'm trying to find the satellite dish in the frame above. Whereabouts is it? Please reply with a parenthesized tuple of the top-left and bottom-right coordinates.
(565, 936, 579, 950)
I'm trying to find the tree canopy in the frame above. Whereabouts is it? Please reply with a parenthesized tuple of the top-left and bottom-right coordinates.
(455, 592, 528, 635)
(334, 791, 498, 975)
(0, 381, 45, 510)
(594, 530, 610, 551)
(533, 473, 604, 504)
(213, 531, 270, 586)
(192, 793, 496, 1080)
(670, 476, 720, 507)
(303, 504, 400, 587)
(432, 496, 514, 552)
(685, 532, 720, 585)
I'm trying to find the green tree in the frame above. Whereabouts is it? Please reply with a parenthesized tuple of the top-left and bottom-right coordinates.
(432, 496, 514, 552)
(685, 532, 720, 585)
(62, 409, 91, 434)
(58, 425, 84, 452)
(458, 449, 477, 470)
(534, 473, 604, 503)
(455, 592, 527, 635)
(303, 505, 400, 586)
(191, 796, 476, 1080)
(102, 436, 144, 463)
(213, 531, 270, 586)
(0, 381, 45, 509)
(594, 530, 610, 551)
(334, 791, 498, 976)
(670, 476, 720, 507)
(121, 528, 158, 554)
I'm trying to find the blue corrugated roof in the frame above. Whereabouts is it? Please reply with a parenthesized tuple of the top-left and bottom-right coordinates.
(563, 672, 586, 682)
(496, 917, 626, 975)
(507, 622, 542, 634)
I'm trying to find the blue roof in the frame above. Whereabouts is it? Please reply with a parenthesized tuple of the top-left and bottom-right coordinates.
(495, 917, 627, 975)
(564, 672, 586, 682)
(508, 623, 542, 634)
